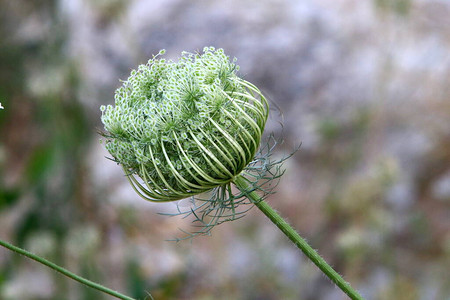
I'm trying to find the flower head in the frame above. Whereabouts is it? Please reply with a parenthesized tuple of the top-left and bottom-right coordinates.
(101, 47, 269, 202)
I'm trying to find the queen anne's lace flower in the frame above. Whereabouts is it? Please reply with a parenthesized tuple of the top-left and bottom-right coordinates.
(100, 47, 268, 202)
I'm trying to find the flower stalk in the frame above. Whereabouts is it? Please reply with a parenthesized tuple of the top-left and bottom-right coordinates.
(0, 239, 135, 300)
(233, 176, 364, 300)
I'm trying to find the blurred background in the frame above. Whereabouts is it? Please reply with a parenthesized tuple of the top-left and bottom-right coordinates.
(0, 0, 449, 299)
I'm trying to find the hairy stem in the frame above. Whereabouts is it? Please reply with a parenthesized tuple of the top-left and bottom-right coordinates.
(233, 175, 364, 300)
(0, 239, 136, 300)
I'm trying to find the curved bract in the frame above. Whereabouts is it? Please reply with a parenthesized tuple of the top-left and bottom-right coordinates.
(100, 47, 268, 202)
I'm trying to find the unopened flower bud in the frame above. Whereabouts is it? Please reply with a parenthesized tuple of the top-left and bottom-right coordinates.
(100, 47, 268, 202)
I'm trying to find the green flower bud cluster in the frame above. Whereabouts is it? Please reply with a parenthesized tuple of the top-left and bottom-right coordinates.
(100, 47, 268, 202)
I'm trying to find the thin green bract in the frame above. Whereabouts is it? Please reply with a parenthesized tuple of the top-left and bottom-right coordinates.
(100, 47, 268, 202)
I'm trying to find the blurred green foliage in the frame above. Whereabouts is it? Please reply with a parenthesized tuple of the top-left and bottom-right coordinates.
(374, 0, 412, 15)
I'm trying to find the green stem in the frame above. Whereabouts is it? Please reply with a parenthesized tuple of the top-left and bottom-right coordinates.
(0, 239, 136, 300)
(233, 175, 364, 300)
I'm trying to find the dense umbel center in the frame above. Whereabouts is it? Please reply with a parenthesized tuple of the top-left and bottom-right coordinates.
(100, 47, 268, 201)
